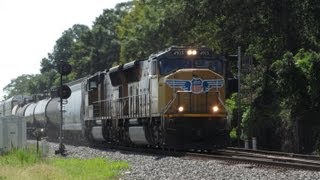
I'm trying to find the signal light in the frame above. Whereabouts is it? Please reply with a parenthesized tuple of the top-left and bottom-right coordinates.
(50, 85, 71, 99)
(58, 85, 72, 99)
(58, 61, 72, 76)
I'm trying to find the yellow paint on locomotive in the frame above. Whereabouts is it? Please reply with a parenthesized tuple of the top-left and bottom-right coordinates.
(157, 68, 226, 118)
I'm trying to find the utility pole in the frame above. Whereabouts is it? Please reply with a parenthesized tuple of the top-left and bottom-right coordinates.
(237, 46, 241, 147)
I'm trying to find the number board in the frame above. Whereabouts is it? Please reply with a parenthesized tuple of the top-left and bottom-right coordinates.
(172, 50, 186, 56)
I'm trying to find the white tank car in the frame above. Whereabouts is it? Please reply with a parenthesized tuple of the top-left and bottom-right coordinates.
(62, 78, 85, 132)
(3, 95, 24, 116)
(43, 78, 86, 139)
(16, 103, 30, 117)
(11, 104, 20, 115)
(0, 95, 31, 117)
(21, 78, 86, 139)
(24, 103, 37, 125)
(45, 98, 60, 127)
(33, 98, 51, 127)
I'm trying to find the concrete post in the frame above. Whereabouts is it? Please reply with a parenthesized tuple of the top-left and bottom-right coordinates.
(41, 138, 49, 157)
(252, 137, 257, 150)
(244, 139, 249, 149)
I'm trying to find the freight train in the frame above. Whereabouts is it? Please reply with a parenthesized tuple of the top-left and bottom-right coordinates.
(0, 46, 236, 150)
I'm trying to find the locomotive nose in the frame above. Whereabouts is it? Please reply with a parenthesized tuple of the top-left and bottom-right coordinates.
(162, 68, 226, 116)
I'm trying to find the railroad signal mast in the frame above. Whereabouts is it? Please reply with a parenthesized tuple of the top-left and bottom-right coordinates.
(229, 47, 254, 148)
(55, 60, 72, 156)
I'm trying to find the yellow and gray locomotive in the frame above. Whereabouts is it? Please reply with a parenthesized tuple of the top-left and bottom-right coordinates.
(85, 46, 230, 149)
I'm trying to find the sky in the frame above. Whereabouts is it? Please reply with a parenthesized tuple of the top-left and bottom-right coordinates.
(0, 0, 128, 100)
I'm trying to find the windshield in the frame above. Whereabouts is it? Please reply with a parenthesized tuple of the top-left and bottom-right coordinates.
(159, 59, 192, 74)
(159, 58, 223, 75)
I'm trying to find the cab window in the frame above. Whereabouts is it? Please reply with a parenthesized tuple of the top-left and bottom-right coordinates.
(159, 58, 192, 75)
(194, 59, 223, 74)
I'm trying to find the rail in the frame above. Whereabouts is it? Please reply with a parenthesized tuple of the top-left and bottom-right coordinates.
(184, 149, 320, 171)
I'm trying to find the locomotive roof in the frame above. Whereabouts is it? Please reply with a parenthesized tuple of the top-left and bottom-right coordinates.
(148, 46, 214, 59)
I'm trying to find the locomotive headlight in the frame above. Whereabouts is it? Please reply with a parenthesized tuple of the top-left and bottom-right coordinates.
(178, 106, 184, 112)
(187, 49, 197, 56)
(212, 106, 219, 113)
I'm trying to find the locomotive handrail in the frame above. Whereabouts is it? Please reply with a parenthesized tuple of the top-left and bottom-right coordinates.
(91, 93, 151, 119)
(217, 91, 226, 110)
(92, 93, 150, 104)
(161, 91, 178, 116)
(160, 91, 180, 145)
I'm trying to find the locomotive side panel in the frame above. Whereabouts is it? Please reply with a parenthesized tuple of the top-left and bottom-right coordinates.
(138, 60, 151, 117)
(105, 72, 112, 119)
(128, 82, 139, 117)
(149, 73, 159, 115)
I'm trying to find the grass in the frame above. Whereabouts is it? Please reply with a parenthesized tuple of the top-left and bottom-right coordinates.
(0, 148, 129, 180)
(0, 148, 40, 167)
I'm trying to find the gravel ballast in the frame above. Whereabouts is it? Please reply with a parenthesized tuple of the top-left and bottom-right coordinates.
(30, 140, 320, 180)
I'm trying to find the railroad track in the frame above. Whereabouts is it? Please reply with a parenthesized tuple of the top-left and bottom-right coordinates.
(226, 147, 320, 161)
(43, 139, 320, 171)
(93, 144, 320, 171)
(185, 148, 320, 171)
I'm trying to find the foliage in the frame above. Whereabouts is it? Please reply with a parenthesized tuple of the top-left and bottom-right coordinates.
(0, 148, 129, 180)
(0, 148, 41, 166)
(3, 74, 53, 98)
(225, 93, 237, 127)
(49, 158, 128, 179)
(271, 50, 320, 152)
